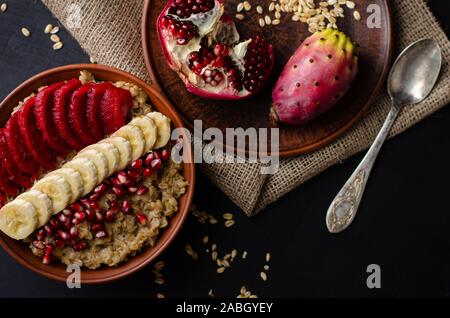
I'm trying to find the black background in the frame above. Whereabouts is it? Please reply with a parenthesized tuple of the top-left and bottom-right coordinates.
(0, 0, 449, 298)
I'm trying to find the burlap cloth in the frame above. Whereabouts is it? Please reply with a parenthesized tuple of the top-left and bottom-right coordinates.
(42, 0, 449, 216)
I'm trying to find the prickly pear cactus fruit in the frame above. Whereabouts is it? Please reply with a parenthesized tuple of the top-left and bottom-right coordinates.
(271, 29, 359, 125)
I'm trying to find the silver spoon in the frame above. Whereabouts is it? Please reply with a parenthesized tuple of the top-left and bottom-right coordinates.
(326, 38, 442, 234)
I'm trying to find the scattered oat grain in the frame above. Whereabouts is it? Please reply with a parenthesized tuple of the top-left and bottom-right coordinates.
(1, 3, 7, 12)
(155, 278, 165, 285)
(52, 41, 63, 50)
(265, 252, 271, 262)
(237, 2, 244, 13)
(156, 293, 165, 298)
(222, 213, 233, 220)
(353, 10, 361, 21)
(21, 27, 30, 37)
(44, 24, 53, 34)
(235, 13, 244, 20)
(202, 235, 209, 244)
(225, 220, 235, 228)
(264, 265, 269, 271)
(243, 1, 251, 11)
(256, 5, 263, 14)
(217, 267, 225, 274)
(50, 34, 60, 42)
(50, 26, 59, 34)
(208, 289, 215, 297)
(242, 251, 248, 259)
(260, 271, 268, 281)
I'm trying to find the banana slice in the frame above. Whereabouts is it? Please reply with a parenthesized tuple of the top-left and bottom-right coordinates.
(81, 142, 120, 177)
(112, 125, 145, 161)
(47, 168, 84, 203)
(146, 112, 171, 149)
(16, 190, 53, 228)
(75, 149, 109, 182)
(0, 199, 38, 240)
(129, 116, 157, 152)
(63, 157, 98, 196)
(102, 136, 132, 171)
(32, 175, 72, 214)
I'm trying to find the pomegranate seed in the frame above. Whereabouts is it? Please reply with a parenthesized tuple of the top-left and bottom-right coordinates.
(111, 177, 122, 187)
(151, 159, 162, 170)
(95, 231, 107, 239)
(69, 226, 78, 238)
(74, 241, 88, 251)
(42, 254, 52, 264)
(108, 201, 120, 213)
(105, 210, 115, 222)
(62, 209, 73, 217)
(127, 170, 140, 180)
(65, 238, 76, 246)
(63, 219, 72, 230)
(80, 198, 91, 209)
(135, 214, 148, 225)
(44, 243, 55, 254)
(143, 167, 153, 177)
(128, 186, 138, 194)
(161, 149, 170, 161)
(49, 218, 60, 229)
(74, 211, 86, 221)
(72, 217, 83, 225)
(121, 200, 133, 214)
(85, 209, 96, 221)
(58, 214, 69, 224)
(131, 159, 143, 172)
(144, 153, 155, 166)
(90, 192, 102, 202)
(33, 240, 45, 249)
(57, 230, 70, 241)
(137, 185, 149, 195)
(44, 224, 53, 237)
(54, 239, 64, 248)
(91, 223, 104, 232)
(112, 186, 126, 197)
(89, 201, 100, 211)
(117, 171, 128, 184)
(95, 212, 104, 223)
(36, 228, 46, 241)
(71, 202, 84, 212)
(94, 183, 108, 194)
(213, 44, 229, 57)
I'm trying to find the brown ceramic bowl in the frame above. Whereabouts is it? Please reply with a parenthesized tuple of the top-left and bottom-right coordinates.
(0, 64, 195, 284)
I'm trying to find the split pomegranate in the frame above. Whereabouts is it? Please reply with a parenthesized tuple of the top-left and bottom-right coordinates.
(157, 0, 274, 100)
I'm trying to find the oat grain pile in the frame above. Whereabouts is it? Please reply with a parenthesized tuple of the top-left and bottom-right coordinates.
(235, 0, 360, 32)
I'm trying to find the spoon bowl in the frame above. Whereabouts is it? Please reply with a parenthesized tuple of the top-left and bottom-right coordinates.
(388, 39, 442, 106)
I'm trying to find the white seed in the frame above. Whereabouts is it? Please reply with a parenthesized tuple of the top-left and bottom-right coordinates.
(225, 220, 235, 227)
(264, 264, 270, 271)
(208, 289, 214, 297)
(231, 249, 237, 259)
(1, 3, 7, 12)
(275, 11, 281, 19)
(156, 293, 165, 298)
(353, 10, 361, 20)
(222, 213, 233, 220)
(50, 34, 60, 42)
(269, 2, 275, 12)
(265, 252, 271, 262)
(256, 5, 263, 14)
(272, 19, 280, 25)
(237, 2, 244, 12)
(154, 278, 165, 285)
(258, 18, 265, 27)
(235, 13, 245, 20)
(21, 27, 30, 37)
(44, 24, 53, 34)
(50, 26, 59, 34)
(243, 1, 251, 11)
(291, 15, 299, 21)
(346, 1, 355, 9)
(202, 235, 209, 244)
(217, 267, 225, 274)
(242, 251, 248, 259)
(212, 251, 218, 261)
(264, 15, 271, 25)
(260, 271, 268, 281)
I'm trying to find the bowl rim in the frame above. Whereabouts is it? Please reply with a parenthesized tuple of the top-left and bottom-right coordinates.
(0, 63, 195, 284)
(141, 0, 394, 158)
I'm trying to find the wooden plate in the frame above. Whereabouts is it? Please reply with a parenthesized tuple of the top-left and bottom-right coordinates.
(0, 64, 195, 284)
(142, 0, 393, 157)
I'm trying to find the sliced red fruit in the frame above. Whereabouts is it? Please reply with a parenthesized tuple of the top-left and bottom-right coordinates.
(0, 129, 32, 189)
(0, 160, 19, 196)
(86, 83, 115, 140)
(69, 83, 97, 145)
(100, 87, 133, 134)
(35, 82, 71, 157)
(18, 96, 57, 170)
(4, 112, 39, 177)
(53, 79, 83, 150)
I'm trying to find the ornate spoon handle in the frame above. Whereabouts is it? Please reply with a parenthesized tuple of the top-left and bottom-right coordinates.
(326, 103, 400, 233)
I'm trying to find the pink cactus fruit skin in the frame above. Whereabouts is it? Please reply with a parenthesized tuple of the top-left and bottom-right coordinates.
(271, 29, 359, 125)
